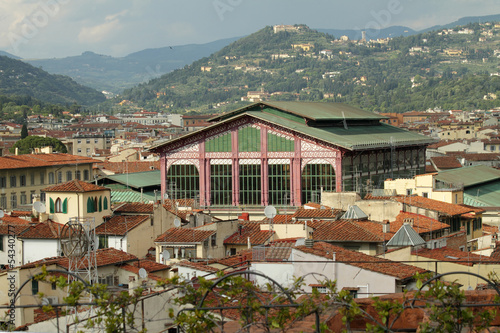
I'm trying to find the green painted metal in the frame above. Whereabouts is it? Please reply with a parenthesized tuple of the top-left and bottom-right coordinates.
(206, 132, 231, 152)
(435, 165, 500, 188)
(238, 126, 260, 152)
(464, 181, 500, 207)
(105, 170, 161, 189)
(268, 132, 294, 152)
(110, 189, 156, 203)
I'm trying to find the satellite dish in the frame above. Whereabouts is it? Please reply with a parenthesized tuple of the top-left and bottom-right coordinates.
(138, 268, 148, 279)
(162, 249, 170, 260)
(0, 210, 4, 218)
(164, 193, 169, 200)
(264, 205, 277, 219)
(173, 218, 181, 228)
(33, 202, 46, 213)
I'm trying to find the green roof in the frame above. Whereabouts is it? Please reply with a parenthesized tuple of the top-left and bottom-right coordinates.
(110, 189, 156, 203)
(435, 165, 500, 187)
(211, 101, 385, 122)
(463, 182, 500, 207)
(105, 170, 161, 189)
(152, 102, 434, 152)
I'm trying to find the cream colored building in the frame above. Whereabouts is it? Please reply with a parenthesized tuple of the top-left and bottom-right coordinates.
(384, 173, 463, 204)
(0, 148, 98, 212)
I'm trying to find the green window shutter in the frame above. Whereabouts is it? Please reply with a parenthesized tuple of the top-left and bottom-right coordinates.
(62, 198, 68, 214)
(98, 196, 102, 212)
(49, 198, 55, 214)
(87, 197, 93, 213)
(103, 196, 108, 210)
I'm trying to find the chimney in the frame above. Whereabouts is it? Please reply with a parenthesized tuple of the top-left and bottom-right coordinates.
(15, 147, 18, 156)
(382, 220, 390, 233)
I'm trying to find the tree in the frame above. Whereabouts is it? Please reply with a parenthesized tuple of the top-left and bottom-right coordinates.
(20, 123, 28, 139)
(10, 136, 68, 154)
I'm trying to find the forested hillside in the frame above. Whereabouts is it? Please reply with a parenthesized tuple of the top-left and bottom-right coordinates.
(0, 56, 105, 105)
(119, 23, 500, 113)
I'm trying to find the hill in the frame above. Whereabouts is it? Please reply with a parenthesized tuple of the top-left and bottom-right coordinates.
(117, 21, 500, 114)
(25, 37, 240, 94)
(0, 51, 20, 59)
(0, 56, 105, 105)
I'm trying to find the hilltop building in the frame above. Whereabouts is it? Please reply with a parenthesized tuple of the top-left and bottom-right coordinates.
(150, 102, 434, 208)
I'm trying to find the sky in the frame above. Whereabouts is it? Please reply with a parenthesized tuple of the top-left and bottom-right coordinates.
(1, 0, 500, 59)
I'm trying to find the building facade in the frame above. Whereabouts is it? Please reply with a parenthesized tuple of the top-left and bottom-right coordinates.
(151, 102, 434, 207)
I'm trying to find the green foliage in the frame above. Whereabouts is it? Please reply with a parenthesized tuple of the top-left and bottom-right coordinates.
(0, 55, 105, 105)
(10, 136, 68, 154)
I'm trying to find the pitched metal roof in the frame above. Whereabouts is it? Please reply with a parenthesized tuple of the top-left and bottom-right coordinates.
(105, 170, 161, 189)
(150, 102, 434, 152)
(341, 205, 368, 220)
(110, 189, 156, 203)
(386, 223, 426, 247)
(435, 165, 500, 188)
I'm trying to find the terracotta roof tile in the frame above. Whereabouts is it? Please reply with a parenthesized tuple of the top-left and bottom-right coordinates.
(395, 196, 475, 216)
(297, 242, 426, 280)
(43, 179, 108, 193)
(293, 208, 342, 219)
(97, 161, 160, 174)
(155, 227, 215, 243)
(483, 223, 499, 235)
(312, 220, 383, 243)
(392, 212, 450, 233)
(114, 203, 154, 214)
(177, 260, 220, 273)
(0, 215, 31, 224)
(224, 223, 274, 245)
(0, 153, 98, 170)
(0, 224, 30, 235)
(95, 215, 149, 235)
(18, 220, 64, 239)
(119, 259, 170, 275)
(430, 156, 462, 169)
(412, 247, 497, 266)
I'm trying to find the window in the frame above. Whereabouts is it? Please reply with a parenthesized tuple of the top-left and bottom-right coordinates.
(211, 234, 217, 247)
(31, 279, 39, 295)
(84, 170, 90, 181)
(10, 193, 17, 209)
(75, 170, 81, 180)
(86, 139, 90, 144)
(86, 148, 90, 154)
(51, 282, 57, 290)
(94, 139, 98, 143)
(422, 192, 428, 198)
(0, 235, 3, 251)
(20, 192, 26, 205)
(0, 195, 6, 209)
(230, 248, 237, 256)
(57, 171, 62, 183)
(98, 235, 109, 249)
(455, 194, 458, 204)
(406, 189, 413, 196)
(30, 173, 35, 186)
(55, 198, 62, 213)
(77, 140, 82, 144)
(66, 171, 72, 181)
(40, 173, 44, 185)
(77, 148, 82, 153)
(19, 175, 26, 187)
(30, 191, 35, 204)
(491, 146, 496, 151)
(40, 192, 46, 203)
(48, 172, 54, 184)
(0, 177, 5, 188)
(10, 176, 16, 188)
(103, 196, 108, 210)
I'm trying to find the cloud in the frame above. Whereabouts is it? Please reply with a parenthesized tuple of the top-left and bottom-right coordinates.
(78, 10, 127, 44)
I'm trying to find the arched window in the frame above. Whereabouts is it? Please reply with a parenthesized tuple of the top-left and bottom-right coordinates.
(210, 162, 232, 206)
(103, 196, 108, 210)
(55, 198, 62, 213)
(268, 162, 291, 206)
(302, 162, 336, 204)
(166, 164, 199, 200)
(87, 197, 94, 213)
(239, 161, 261, 205)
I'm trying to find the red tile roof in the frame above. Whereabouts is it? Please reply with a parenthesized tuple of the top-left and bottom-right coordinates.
(297, 242, 427, 280)
(0, 215, 31, 224)
(224, 223, 275, 245)
(18, 220, 64, 239)
(0, 153, 98, 170)
(0, 224, 30, 235)
(430, 156, 462, 169)
(412, 247, 498, 266)
(292, 208, 342, 219)
(97, 161, 160, 174)
(177, 260, 220, 273)
(42, 179, 109, 193)
(114, 202, 154, 214)
(312, 220, 383, 243)
(155, 227, 215, 243)
(395, 196, 476, 216)
(392, 212, 450, 234)
(119, 259, 170, 275)
(95, 215, 149, 235)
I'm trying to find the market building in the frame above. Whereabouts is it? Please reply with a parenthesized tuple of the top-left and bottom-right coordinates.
(150, 102, 434, 208)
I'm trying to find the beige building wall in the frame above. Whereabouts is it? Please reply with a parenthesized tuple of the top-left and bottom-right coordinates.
(354, 200, 402, 222)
